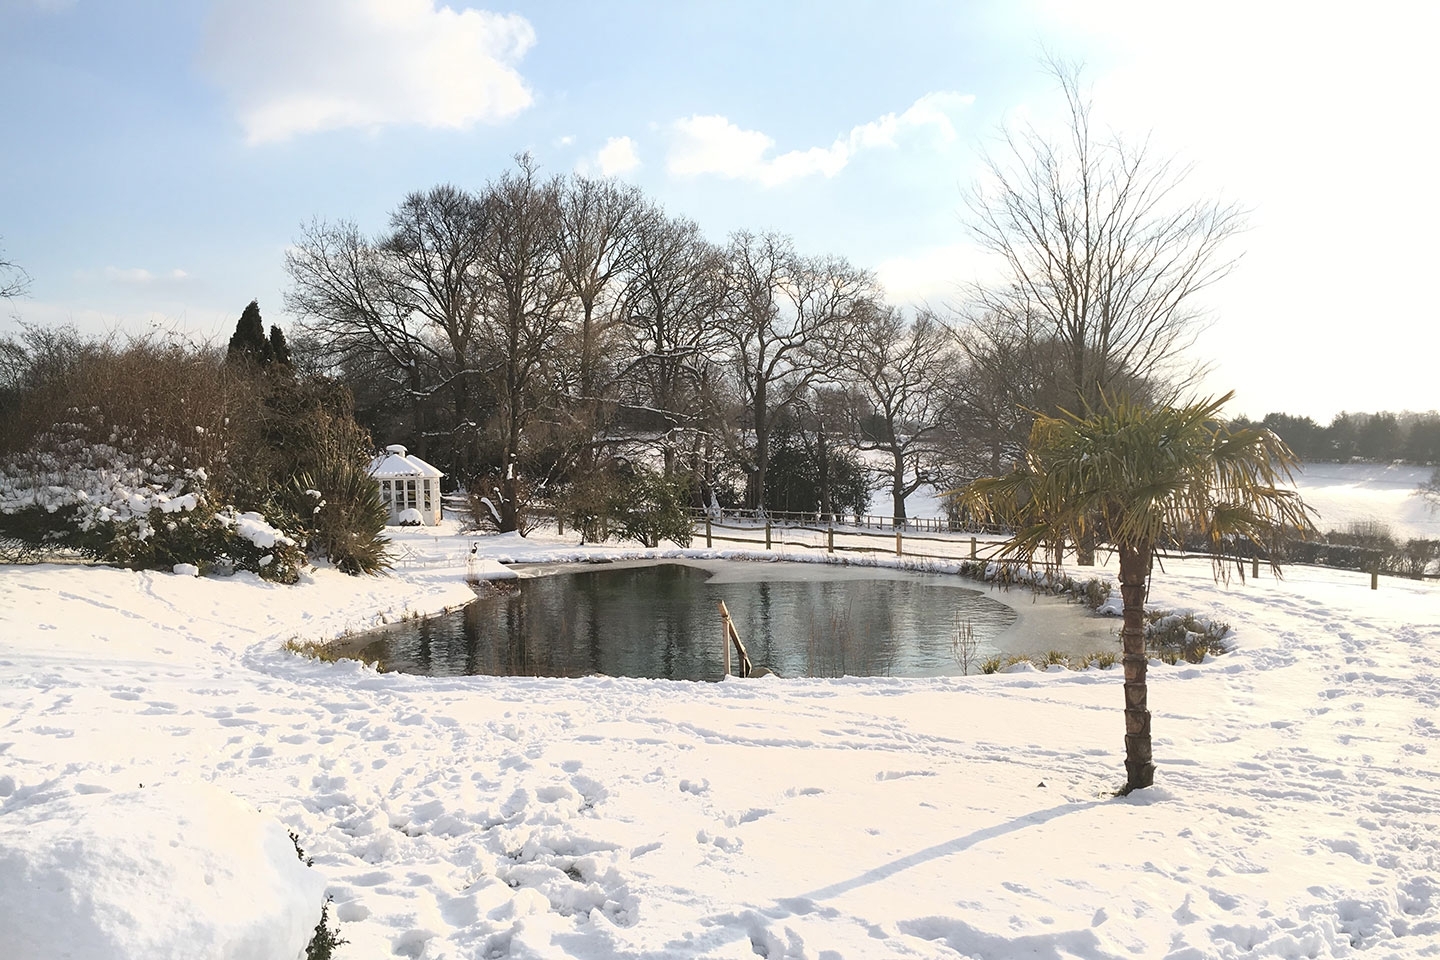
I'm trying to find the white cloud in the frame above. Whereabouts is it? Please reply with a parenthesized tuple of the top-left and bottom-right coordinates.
(593, 136, 640, 176)
(202, 0, 536, 145)
(96, 267, 189, 285)
(873, 242, 1003, 310)
(666, 91, 974, 187)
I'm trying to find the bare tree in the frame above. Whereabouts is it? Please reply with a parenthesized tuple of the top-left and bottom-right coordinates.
(936, 309, 1071, 481)
(716, 232, 876, 512)
(833, 305, 952, 522)
(619, 209, 726, 482)
(963, 59, 1244, 415)
(1, 240, 31, 302)
(285, 217, 445, 453)
(476, 155, 569, 532)
(553, 174, 647, 470)
(1420, 468, 1440, 513)
(380, 184, 494, 467)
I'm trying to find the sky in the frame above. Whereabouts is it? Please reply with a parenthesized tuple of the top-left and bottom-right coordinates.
(0, 0, 1435, 423)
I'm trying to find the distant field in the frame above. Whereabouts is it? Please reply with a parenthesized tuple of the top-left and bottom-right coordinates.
(898, 462, 1438, 542)
(1288, 462, 1437, 542)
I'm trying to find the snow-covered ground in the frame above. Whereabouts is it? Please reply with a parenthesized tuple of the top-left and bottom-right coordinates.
(1286, 463, 1438, 543)
(3, 519, 1439, 959)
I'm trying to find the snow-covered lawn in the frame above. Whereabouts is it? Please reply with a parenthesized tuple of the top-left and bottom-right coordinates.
(3, 524, 1438, 958)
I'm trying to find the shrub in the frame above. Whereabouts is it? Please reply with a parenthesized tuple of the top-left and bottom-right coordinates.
(1077, 577, 1111, 609)
(1389, 539, 1440, 579)
(280, 461, 389, 576)
(462, 469, 540, 536)
(0, 329, 383, 579)
(619, 467, 693, 548)
(0, 412, 303, 581)
(1145, 611, 1230, 664)
(289, 831, 347, 960)
(307, 898, 347, 960)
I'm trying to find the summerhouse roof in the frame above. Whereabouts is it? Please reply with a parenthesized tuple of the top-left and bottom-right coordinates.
(368, 444, 444, 479)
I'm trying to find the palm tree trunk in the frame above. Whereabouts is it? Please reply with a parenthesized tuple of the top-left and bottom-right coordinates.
(1118, 543, 1155, 792)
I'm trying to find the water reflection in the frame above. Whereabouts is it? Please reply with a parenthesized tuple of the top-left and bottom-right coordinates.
(355, 562, 1022, 681)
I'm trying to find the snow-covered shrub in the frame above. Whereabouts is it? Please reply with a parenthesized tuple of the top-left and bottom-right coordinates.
(228, 375, 389, 575)
(0, 326, 386, 579)
(1145, 611, 1231, 663)
(0, 415, 304, 581)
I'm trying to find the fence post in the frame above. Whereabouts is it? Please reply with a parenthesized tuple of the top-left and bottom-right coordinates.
(1371, 565, 1379, 591)
(895, 528, 903, 557)
(827, 525, 834, 554)
(705, 517, 712, 549)
(1252, 555, 1259, 580)
(765, 521, 772, 551)
(970, 536, 977, 560)
(557, 514, 564, 536)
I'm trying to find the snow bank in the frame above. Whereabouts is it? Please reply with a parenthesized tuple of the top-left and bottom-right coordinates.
(0, 781, 327, 960)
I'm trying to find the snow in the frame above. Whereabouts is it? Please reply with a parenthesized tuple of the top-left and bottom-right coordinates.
(3, 518, 1439, 958)
(0, 781, 326, 960)
(221, 509, 294, 550)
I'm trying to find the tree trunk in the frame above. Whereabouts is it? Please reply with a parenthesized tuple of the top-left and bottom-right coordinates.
(1117, 544, 1152, 794)
(750, 379, 769, 513)
(1118, 543, 1154, 792)
(891, 449, 907, 525)
(817, 428, 832, 521)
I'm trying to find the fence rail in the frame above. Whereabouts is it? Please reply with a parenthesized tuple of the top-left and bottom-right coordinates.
(686, 517, 1430, 588)
(695, 515, 1012, 564)
(685, 507, 1008, 536)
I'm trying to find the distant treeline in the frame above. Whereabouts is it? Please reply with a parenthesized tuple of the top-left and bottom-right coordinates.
(1231, 411, 1440, 465)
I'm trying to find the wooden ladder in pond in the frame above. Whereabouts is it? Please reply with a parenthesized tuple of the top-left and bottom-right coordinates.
(717, 600, 753, 678)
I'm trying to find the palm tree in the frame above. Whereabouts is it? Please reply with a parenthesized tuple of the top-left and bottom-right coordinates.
(960, 392, 1314, 794)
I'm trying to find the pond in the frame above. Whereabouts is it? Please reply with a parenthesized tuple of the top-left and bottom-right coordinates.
(350, 560, 1118, 681)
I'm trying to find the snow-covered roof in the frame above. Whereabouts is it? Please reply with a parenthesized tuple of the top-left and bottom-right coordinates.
(367, 444, 444, 479)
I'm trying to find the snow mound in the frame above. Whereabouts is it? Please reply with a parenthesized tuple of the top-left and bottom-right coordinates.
(396, 507, 424, 525)
(0, 781, 327, 960)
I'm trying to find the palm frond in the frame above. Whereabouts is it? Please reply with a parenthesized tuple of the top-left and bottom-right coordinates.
(960, 391, 1317, 583)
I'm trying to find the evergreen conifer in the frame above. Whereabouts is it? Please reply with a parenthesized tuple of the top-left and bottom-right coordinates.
(226, 300, 273, 366)
(268, 325, 292, 367)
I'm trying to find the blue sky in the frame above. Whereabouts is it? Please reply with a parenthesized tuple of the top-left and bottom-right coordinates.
(2, 0, 1435, 421)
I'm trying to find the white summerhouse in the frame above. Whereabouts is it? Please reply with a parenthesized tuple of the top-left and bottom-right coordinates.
(368, 444, 444, 526)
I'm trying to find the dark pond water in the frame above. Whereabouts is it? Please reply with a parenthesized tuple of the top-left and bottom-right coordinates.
(353, 561, 1025, 681)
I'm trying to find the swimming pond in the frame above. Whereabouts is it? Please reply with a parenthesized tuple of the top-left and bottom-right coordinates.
(351, 560, 1117, 681)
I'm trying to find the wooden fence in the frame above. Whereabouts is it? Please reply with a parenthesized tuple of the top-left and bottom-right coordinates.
(687, 516, 1407, 590)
